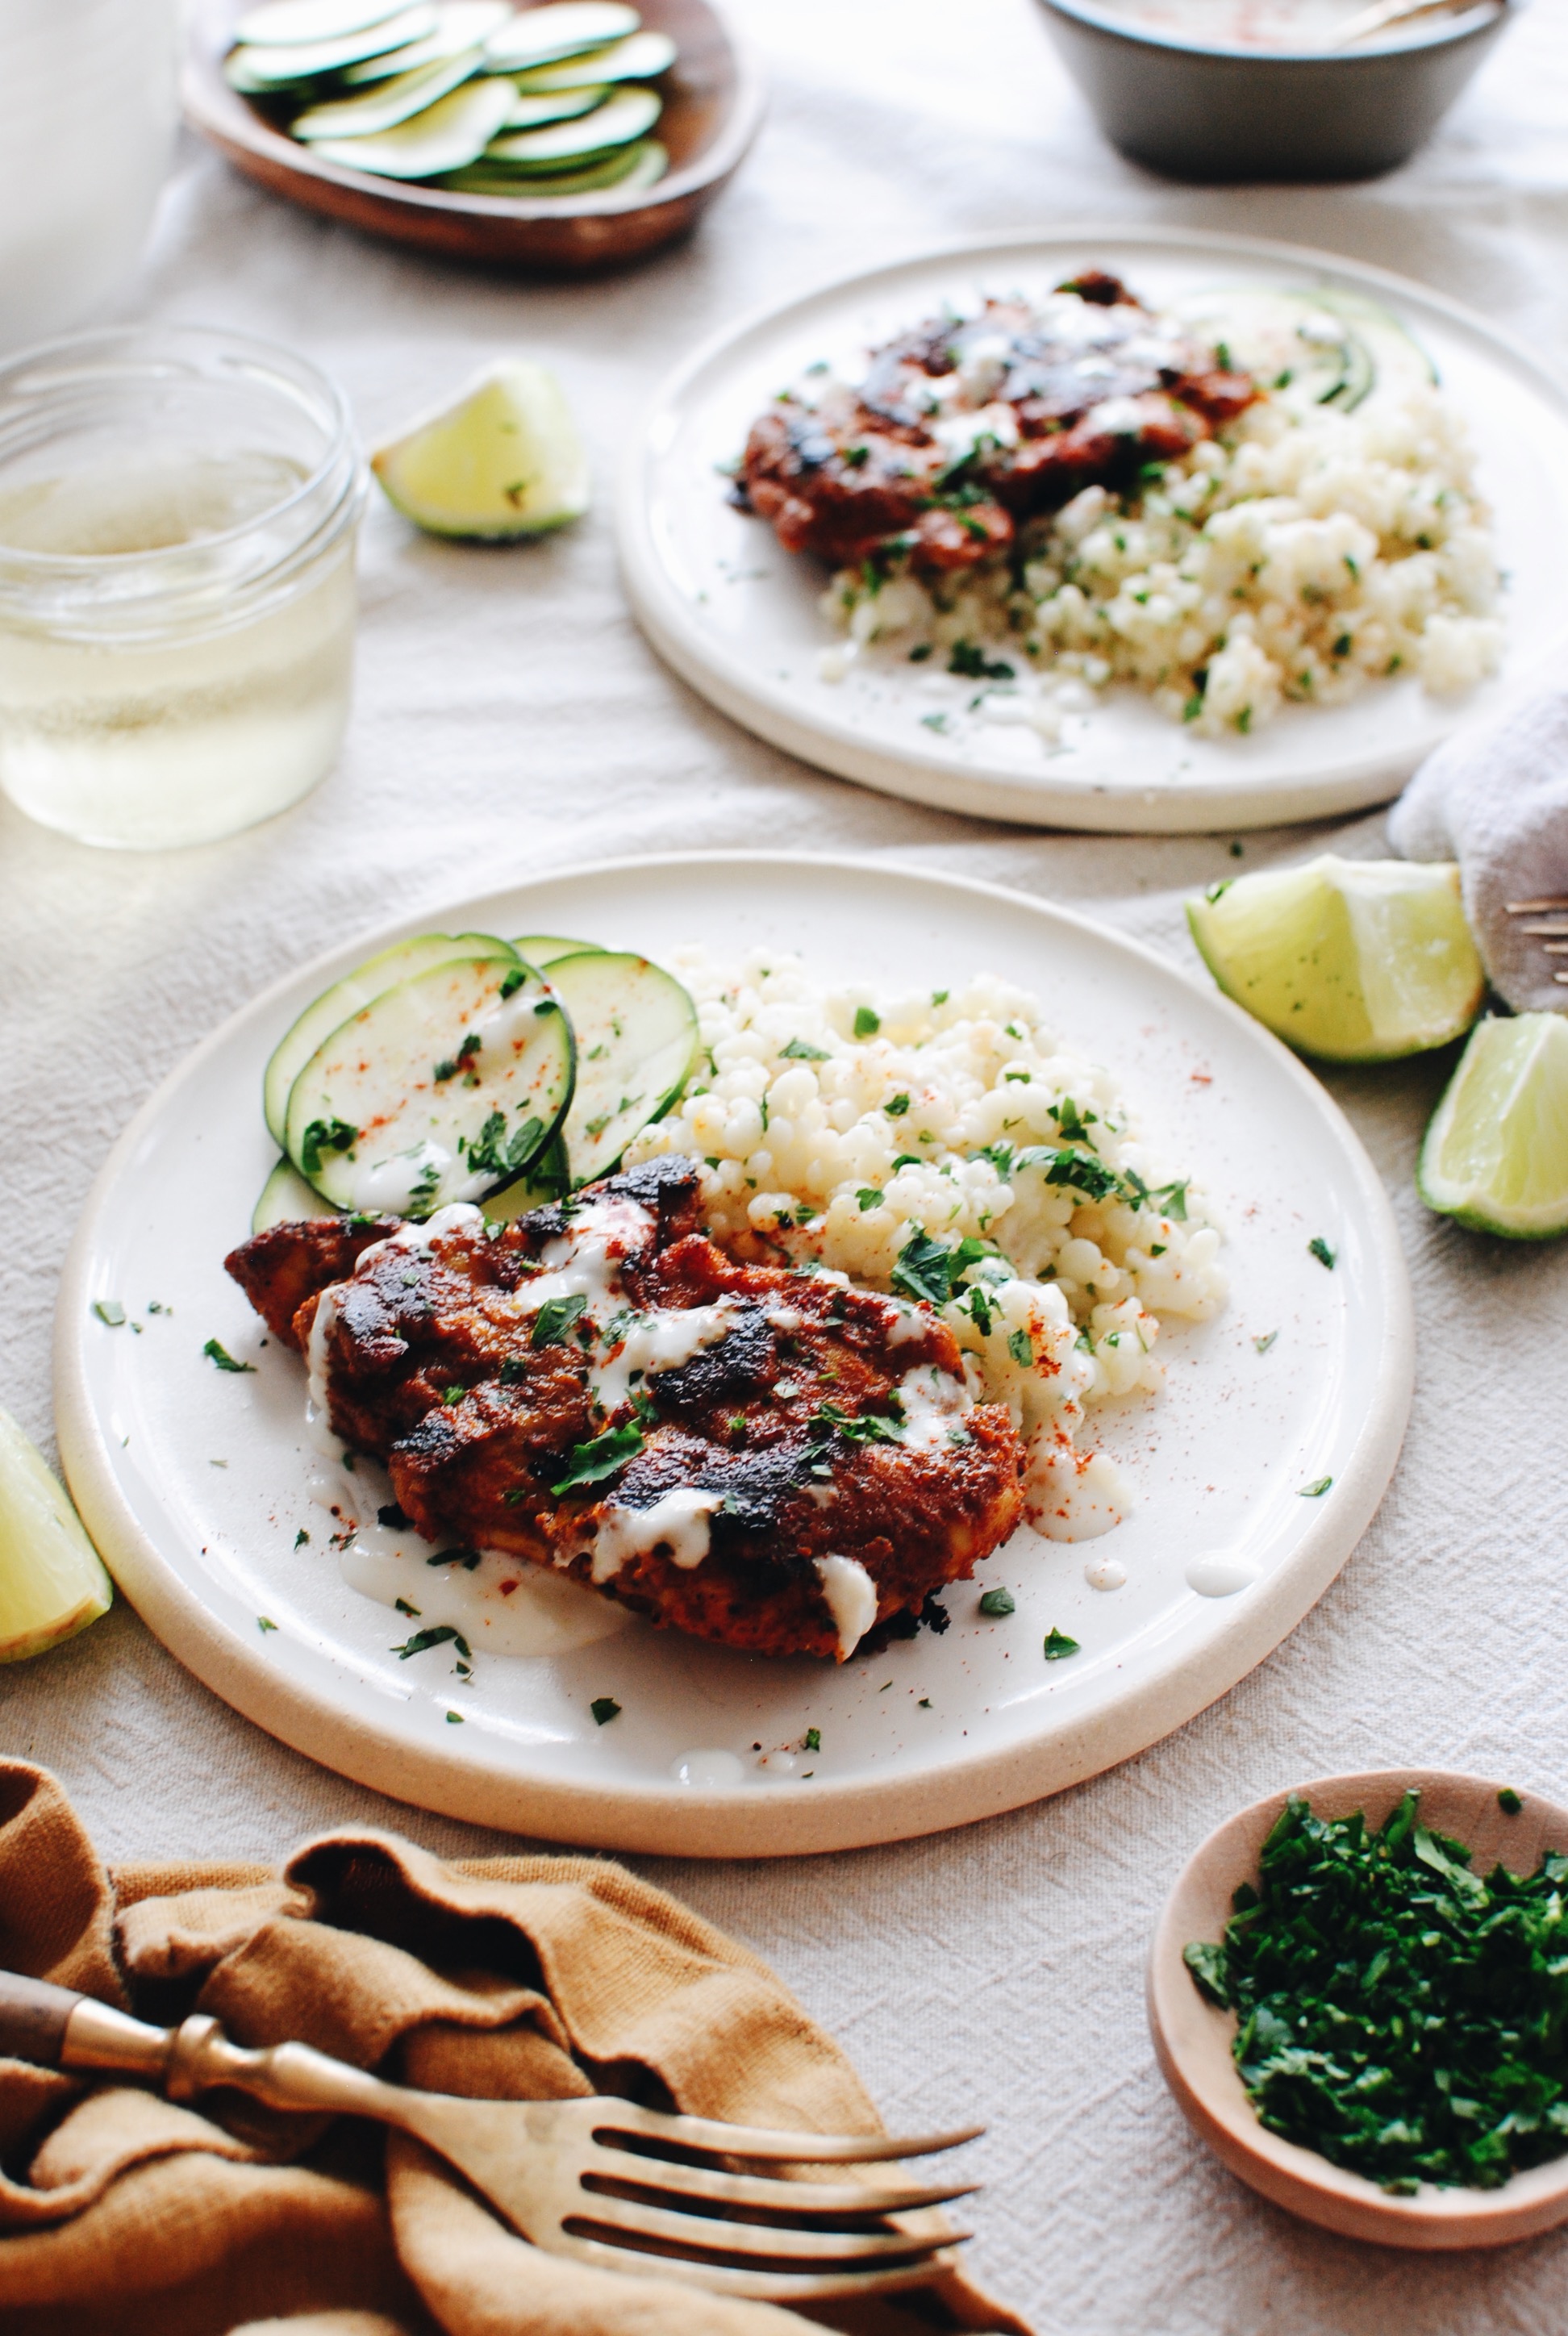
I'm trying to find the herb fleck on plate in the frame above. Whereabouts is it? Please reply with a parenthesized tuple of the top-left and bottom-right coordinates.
(1043, 1626, 1080, 1661)
(590, 1696, 621, 1725)
(202, 1338, 256, 1374)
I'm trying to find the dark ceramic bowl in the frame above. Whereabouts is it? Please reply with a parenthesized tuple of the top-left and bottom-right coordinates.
(1032, 0, 1512, 182)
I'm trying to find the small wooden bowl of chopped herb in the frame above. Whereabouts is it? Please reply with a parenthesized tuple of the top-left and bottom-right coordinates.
(1148, 1770, 1568, 2248)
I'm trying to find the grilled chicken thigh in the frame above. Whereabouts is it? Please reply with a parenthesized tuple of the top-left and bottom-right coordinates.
(227, 1156, 1025, 1660)
(735, 272, 1254, 579)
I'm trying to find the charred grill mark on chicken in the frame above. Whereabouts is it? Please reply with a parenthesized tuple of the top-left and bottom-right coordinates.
(225, 1154, 1025, 1661)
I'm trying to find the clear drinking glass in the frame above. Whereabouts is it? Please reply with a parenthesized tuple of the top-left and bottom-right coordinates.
(0, 0, 181, 354)
(0, 326, 367, 850)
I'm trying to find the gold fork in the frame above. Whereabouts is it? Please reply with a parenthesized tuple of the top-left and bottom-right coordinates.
(1505, 896, 1568, 987)
(0, 1971, 980, 2301)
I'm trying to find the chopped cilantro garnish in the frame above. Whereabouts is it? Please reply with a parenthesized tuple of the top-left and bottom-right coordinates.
(1043, 1627, 1080, 1661)
(947, 640, 1014, 682)
(1185, 1787, 1568, 2191)
(394, 1597, 420, 1616)
(202, 1338, 256, 1374)
(393, 1624, 470, 1660)
(856, 1187, 883, 1212)
(780, 1037, 831, 1061)
(1007, 1329, 1033, 1367)
(427, 1548, 482, 1571)
(978, 1587, 1015, 1617)
(552, 1423, 644, 1495)
(890, 1230, 995, 1309)
(932, 989, 949, 1005)
(803, 1726, 821, 1752)
(299, 1117, 357, 1177)
(446, 1709, 465, 1723)
(464, 1111, 544, 1182)
(1299, 1476, 1333, 1498)
(1253, 1331, 1278, 1354)
(853, 1006, 882, 1039)
(92, 1299, 126, 1327)
(808, 1401, 902, 1445)
(1499, 1788, 1524, 1816)
(498, 966, 527, 1000)
(1309, 1236, 1337, 1270)
(532, 1293, 587, 1348)
(965, 1285, 994, 1337)
(590, 1696, 621, 1725)
(884, 1092, 911, 1117)
(294, 1529, 310, 1548)
(257, 1616, 277, 1633)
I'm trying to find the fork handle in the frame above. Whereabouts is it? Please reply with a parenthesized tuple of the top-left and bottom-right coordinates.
(0, 1970, 180, 2080)
(0, 1967, 431, 2134)
(0, 1971, 83, 2066)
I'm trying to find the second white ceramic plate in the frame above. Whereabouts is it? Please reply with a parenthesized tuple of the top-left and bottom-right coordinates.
(618, 227, 1568, 833)
(56, 855, 1412, 1854)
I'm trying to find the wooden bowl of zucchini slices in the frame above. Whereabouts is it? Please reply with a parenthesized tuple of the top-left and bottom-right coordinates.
(183, 0, 764, 272)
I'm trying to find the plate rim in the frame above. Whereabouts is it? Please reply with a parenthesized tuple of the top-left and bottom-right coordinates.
(615, 222, 1568, 834)
(54, 849, 1415, 1854)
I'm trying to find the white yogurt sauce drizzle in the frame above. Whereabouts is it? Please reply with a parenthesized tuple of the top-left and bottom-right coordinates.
(893, 1365, 971, 1451)
(814, 1553, 879, 1658)
(586, 1485, 724, 1583)
(327, 1466, 634, 1655)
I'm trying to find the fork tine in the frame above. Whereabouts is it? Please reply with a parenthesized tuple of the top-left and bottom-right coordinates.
(590, 2101, 984, 2162)
(558, 2232, 961, 2301)
(571, 2193, 968, 2264)
(582, 2142, 978, 2215)
(1507, 899, 1568, 915)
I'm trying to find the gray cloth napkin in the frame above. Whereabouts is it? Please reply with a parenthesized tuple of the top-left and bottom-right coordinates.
(1389, 684, 1568, 1011)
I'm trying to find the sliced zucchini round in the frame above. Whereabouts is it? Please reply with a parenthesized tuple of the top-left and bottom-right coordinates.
(294, 48, 488, 139)
(1310, 290, 1439, 399)
(1178, 288, 1366, 411)
(439, 139, 659, 196)
(548, 949, 697, 1185)
(499, 85, 609, 129)
(492, 136, 665, 197)
(341, 0, 511, 79)
(482, 2, 640, 73)
(310, 75, 515, 177)
(285, 955, 574, 1215)
(485, 84, 658, 167)
(252, 1157, 343, 1234)
(264, 931, 516, 1146)
(236, 0, 411, 48)
(226, 3, 437, 85)
(511, 27, 675, 89)
(511, 933, 598, 966)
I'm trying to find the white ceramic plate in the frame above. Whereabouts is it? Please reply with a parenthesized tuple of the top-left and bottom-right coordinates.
(56, 854, 1413, 1854)
(617, 226, 1568, 834)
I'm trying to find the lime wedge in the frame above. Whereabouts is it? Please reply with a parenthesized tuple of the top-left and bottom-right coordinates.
(1187, 855, 1485, 1062)
(0, 1409, 113, 1662)
(1418, 1013, 1568, 1239)
(371, 361, 590, 538)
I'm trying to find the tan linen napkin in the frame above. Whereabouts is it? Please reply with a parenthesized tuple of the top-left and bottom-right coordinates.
(0, 1762, 1028, 2336)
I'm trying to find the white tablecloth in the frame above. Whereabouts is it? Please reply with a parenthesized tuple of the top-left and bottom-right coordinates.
(5, 4, 1568, 2326)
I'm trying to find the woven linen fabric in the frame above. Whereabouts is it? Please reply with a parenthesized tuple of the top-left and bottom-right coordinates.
(0, 1761, 1024, 2336)
(1390, 682, 1568, 1010)
(4, 2, 1568, 2332)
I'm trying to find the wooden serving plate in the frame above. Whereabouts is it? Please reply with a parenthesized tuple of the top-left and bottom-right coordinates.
(182, 0, 764, 273)
(1148, 1769, 1568, 2249)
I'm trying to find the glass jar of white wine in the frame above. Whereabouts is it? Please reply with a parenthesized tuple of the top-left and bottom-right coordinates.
(0, 325, 366, 849)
